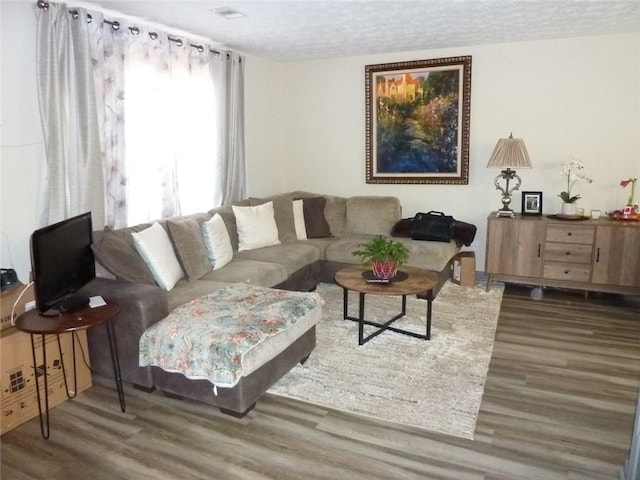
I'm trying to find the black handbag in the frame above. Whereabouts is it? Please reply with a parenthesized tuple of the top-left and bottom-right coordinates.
(410, 211, 455, 242)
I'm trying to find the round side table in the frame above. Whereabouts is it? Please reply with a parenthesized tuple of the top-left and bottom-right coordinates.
(15, 301, 125, 439)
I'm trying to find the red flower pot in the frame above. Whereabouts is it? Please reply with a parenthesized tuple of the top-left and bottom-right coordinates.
(371, 261, 397, 280)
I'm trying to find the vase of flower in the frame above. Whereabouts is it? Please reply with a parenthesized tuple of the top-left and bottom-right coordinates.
(620, 177, 638, 210)
(560, 202, 579, 216)
(558, 158, 592, 215)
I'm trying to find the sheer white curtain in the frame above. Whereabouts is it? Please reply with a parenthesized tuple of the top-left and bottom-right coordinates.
(35, 3, 106, 227)
(34, 2, 246, 229)
(124, 28, 219, 226)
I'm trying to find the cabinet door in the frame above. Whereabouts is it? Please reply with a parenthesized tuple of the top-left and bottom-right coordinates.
(592, 225, 640, 287)
(486, 218, 544, 278)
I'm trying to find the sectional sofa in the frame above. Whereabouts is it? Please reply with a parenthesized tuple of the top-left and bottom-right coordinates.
(81, 191, 467, 415)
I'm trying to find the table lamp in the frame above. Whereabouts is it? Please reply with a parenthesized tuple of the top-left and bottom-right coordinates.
(486, 133, 532, 217)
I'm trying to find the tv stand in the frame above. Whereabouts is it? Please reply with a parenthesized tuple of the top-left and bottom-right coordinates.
(41, 295, 90, 317)
(14, 300, 124, 439)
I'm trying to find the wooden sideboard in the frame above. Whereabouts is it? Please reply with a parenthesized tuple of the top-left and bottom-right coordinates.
(485, 213, 640, 294)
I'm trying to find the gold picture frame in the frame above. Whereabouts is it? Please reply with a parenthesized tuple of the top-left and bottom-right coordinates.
(365, 56, 472, 184)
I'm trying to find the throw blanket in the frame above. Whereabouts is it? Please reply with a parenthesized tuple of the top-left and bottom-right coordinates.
(139, 284, 323, 389)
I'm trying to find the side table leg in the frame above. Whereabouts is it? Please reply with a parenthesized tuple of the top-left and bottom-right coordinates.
(31, 334, 50, 439)
(57, 334, 77, 399)
(105, 320, 126, 412)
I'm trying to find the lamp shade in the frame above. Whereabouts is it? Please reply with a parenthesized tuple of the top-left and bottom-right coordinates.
(486, 133, 532, 169)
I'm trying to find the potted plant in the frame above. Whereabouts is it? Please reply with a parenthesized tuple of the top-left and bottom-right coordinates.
(558, 158, 592, 216)
(352, 235, 410, 280)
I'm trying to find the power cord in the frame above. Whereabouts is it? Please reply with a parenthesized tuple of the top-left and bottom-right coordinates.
(11, 281, 35, 326)
(73, 330, 93, 374)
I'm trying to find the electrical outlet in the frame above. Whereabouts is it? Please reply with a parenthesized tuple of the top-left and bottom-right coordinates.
(25, 300, 36, 312)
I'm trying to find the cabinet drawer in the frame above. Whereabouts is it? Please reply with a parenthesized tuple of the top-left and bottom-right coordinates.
(543, 262, 592, 282)
(546, 225, 594, 244)
(544, 242, 593, 264)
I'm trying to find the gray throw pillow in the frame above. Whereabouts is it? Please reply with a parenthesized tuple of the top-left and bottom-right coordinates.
(167, 218, 212, 281)
(91, 226, 156, 285)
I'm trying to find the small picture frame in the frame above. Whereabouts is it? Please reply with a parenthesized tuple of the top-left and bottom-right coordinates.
(521, 191, 543, 215)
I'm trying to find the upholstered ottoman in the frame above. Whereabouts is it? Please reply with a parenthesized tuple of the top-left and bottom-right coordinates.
(139, 283, 323, 416)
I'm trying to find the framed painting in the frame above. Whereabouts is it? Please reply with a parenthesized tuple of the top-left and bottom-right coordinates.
(521, 191, 543, 215)
(365, 56, 472, 184)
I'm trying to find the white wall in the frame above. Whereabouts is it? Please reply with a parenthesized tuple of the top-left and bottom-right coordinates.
(2, 0, 639, 280)
(246, 33, 640, 267)
(1, 2, 44, 283)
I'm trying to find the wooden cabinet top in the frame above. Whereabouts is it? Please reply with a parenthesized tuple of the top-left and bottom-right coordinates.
(487, 213, 640, 229)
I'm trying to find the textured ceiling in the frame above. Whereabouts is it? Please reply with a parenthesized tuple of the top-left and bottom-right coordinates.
(85, 1, 640, 62)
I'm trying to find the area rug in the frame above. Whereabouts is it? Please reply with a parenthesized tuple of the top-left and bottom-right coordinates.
(268, 280, 504, 439)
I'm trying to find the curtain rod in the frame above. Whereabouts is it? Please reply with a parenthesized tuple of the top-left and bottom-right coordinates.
(36, 0, 221, 55)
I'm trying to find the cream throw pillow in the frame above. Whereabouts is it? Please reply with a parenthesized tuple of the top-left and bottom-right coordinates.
(232, 202, 281, 251)
(202, 213, 234, 270)
(292, 199, 307, 240)
(131, 222, 184, 291)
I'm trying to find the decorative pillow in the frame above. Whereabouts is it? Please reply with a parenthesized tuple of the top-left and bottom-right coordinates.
(131, 222, 184, 290)
(91, 226, 156, 285)
(346, 196, 401, 235)
(232, 202, 281, 252)
(323, 196, 347, 237)
(202, 213, 234, 270)
(167, 218, 211, 281)
(249, 196, 297, 242)
(292, 199, 307, 240)
(299, 196, 331, 238)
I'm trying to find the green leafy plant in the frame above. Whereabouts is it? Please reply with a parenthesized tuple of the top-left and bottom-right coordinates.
(352, 235, 409, 266)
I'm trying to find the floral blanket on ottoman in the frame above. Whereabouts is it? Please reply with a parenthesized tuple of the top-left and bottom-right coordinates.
(139, 284, 323, 389)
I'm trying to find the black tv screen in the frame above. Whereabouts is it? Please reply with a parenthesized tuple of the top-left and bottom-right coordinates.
(30, 212, 95, 314)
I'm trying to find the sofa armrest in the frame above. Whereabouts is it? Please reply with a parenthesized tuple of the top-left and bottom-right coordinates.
(79, 277, 169, 388)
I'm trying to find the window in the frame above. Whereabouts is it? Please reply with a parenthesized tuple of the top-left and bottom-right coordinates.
(124, 50, 219, 225)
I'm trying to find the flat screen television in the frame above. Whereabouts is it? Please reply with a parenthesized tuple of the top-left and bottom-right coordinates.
(30, 212, 95, 315)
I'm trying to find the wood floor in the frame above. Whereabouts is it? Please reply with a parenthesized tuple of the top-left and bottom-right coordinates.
(1, 285, 639, 480)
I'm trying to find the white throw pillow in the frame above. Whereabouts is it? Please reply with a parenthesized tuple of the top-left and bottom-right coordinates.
(232, 202, 281, 251)
(202, 213, 234, 270)
(131, 222, 184, 291)
(292, 199, 307, 240)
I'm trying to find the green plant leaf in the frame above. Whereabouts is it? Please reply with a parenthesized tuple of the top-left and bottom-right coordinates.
(352, 235, 409, 266)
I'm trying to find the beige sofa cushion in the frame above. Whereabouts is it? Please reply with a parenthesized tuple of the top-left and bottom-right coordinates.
(200, 258, 288, 288)
(346, 196, 401, 236)
(235, 242, 321, 275)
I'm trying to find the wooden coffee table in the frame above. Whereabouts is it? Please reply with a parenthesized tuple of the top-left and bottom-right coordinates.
(334, 265, 438, 345)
